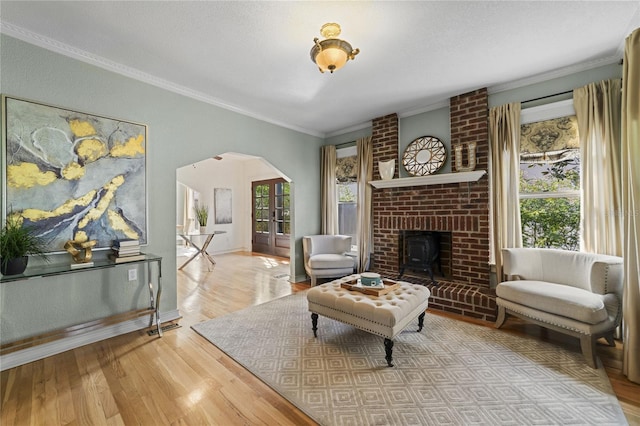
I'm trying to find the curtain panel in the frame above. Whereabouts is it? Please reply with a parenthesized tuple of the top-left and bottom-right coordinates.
(320, 145, 338, 235)
(489, 103, 523, 280)
(183, 185, 196, 235)
(356, 136, 373, 272)
(621, 27, 640, 384)
(573, 79, 623, 256)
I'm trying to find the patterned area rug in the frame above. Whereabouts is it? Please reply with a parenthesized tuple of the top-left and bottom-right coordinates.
(192, 292, 627, 426)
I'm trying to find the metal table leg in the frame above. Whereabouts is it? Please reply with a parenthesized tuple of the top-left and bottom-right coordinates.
(178, 234, 216, 271)
(147, 258, 163, 336)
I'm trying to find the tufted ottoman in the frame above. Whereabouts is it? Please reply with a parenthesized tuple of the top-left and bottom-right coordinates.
(307, 274, 430, 367)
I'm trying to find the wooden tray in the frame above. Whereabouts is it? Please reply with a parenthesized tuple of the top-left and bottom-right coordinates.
(341, 279, 400, 296)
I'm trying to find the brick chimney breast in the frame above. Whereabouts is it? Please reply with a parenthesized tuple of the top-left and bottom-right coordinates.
(370, 90, 495, 321)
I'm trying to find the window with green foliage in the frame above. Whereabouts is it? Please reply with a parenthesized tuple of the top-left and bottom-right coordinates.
(336, 147, 357, 248)
(519, 114, 580, 250)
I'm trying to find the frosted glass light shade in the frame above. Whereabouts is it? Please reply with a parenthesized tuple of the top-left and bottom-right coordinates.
(315, 45, 348, 73)
(310, 39, 355, 73)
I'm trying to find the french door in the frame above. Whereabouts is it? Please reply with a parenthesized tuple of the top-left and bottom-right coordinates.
(252, 178, 290, 257)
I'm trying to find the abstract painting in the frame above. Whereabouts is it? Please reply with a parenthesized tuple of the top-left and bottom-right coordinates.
(1, 95, 147, 252)
(214, 188, 232, 224)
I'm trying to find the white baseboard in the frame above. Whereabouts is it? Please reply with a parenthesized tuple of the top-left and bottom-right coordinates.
(0, 309, 182, 371)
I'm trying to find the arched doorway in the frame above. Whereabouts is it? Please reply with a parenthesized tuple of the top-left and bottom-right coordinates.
(176, 152, 293, 269)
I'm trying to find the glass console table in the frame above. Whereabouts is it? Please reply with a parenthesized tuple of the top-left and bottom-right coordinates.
(0, 254, 163, 355)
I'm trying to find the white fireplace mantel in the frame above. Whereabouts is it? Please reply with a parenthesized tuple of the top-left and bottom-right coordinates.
(369, 170, 486, 189)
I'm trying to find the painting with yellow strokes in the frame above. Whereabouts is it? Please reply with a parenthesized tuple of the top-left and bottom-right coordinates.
(1, 95, 147, 252)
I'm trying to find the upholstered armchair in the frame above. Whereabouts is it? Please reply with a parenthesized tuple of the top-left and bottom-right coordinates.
(303, 235, 356, 286)
(495, 248, 624, 368)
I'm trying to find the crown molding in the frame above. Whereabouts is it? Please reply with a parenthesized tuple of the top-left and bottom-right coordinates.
(617, 6, 640, 57)
(398, 99, 450, 119)
(0, 21, 324, 138)
(327, 97, 451, 139)
(488, 55, 621, 95)
(325, 120, 372, 138)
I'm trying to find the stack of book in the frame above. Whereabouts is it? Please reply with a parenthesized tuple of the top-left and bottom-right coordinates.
(110, 239, 145, 263)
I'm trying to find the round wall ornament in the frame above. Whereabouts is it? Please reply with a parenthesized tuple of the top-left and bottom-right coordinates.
(402, 136, 447, 176)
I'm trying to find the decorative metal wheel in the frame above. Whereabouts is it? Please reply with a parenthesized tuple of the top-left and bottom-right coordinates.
(402, 136, 447, 176)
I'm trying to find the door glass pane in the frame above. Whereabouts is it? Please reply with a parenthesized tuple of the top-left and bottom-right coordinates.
(256, 221, 268, 233)
(254, 183, 270, 234)
(274, 182, 290, 236)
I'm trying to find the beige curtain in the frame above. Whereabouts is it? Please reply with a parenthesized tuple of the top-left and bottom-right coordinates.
(489, 103, 523, 280)
(356, 136, 373, 272)
(622, 27, 640, 384)
(574, 79, 623, 255)
(321, 145, 338, 235)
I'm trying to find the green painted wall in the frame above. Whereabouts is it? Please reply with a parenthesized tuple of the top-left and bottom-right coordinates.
(0, 31, 623, 345)
(324, 126, 372, 147)
(325, 63, 622, 182)
(489, 63, 622, 109)
(0, 35, 323, 343)
(399, 107, 451, 177)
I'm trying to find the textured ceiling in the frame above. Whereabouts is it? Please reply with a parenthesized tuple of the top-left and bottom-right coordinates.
(1, 1, 639, 137)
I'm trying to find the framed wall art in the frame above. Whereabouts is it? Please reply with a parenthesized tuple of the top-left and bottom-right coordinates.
(1, 95, 148, 252)
(214, 188, 232, 224)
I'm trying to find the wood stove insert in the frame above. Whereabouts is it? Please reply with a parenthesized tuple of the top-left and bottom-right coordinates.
(398, 231, 442, 285)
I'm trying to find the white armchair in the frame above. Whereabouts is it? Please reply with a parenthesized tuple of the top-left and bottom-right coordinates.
(495, 248, 624, 368)
(303, 235, 356, 286)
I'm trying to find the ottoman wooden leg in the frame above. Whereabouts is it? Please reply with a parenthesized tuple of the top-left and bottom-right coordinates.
(417, 312, 425, 332)
(384, 338, 394, 367)
(311, 313, 318, 338)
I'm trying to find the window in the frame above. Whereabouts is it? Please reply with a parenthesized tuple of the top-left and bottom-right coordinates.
(520, 102, 580, 250)
(336, 146, 357, 248)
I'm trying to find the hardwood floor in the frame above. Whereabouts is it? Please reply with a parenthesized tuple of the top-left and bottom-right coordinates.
(1, 251, 639, 425)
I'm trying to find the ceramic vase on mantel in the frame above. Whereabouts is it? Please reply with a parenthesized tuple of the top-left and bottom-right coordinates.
(378, 159, 395, 180)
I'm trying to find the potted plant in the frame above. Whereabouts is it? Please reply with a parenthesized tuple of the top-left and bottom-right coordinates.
(0, 212, 48, 276)
(194, 202, 209, 229)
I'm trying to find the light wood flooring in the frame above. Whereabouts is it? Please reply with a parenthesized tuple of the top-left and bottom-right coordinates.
(1, 251, 639, 425)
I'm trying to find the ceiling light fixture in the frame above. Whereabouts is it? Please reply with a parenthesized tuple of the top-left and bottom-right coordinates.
(310, 23, 359, 74)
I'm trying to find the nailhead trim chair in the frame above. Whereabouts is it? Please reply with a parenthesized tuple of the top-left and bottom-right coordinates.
(495, 248, 624, 368)
(302, 235, 356, 286)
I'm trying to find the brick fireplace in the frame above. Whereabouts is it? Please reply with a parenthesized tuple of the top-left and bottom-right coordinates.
(370, 88, 497, 321)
